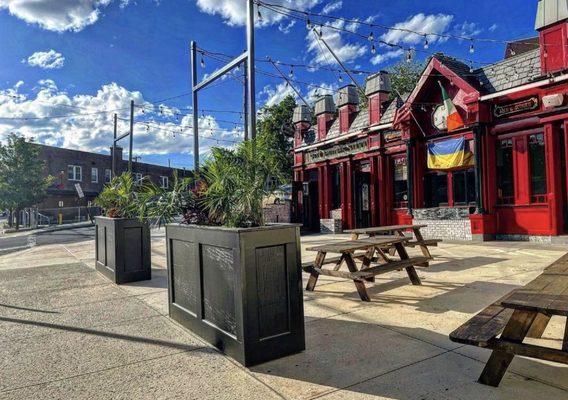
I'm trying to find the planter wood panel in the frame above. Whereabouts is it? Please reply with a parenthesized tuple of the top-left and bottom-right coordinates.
(166, 223, 305, 367)
(95, 217, 151, 284)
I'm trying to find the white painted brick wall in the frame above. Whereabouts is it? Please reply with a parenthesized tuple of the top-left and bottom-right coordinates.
(413, 218, 472, 241)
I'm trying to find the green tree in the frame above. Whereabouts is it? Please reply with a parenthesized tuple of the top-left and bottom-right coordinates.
(0, 134, 54, 229)
(387, 60, 424, 100)
(257, 95, 296, 182)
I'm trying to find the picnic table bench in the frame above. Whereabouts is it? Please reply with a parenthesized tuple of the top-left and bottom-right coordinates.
(345, 224, 441, 267)
(303, 237, 430, 302)
(450, 253, 568, 387)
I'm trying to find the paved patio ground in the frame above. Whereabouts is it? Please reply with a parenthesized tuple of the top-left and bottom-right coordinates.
(0, 230, 567, 399)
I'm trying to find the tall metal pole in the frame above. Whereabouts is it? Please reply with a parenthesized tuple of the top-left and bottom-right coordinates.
(128, 100, 134, 173)
(246, 0, 257, 140)
(112, 113, 117, 178)
(243, 62, 249, 141)
(191, 41, 200, 171)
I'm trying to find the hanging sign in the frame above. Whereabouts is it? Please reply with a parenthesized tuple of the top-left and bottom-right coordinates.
(74, 183, 85, 199)
(304, 139, 368, 164)
(494, 97, 539, 118)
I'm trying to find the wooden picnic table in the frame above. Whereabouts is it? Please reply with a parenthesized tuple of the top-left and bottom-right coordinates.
(303, 237, 431, 302)
(450, 254, 568, 387)
(345, 224, 441, 266)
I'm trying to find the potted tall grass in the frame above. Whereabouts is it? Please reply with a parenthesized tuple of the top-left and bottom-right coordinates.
(148, 141, 305, 367)
(93, 173, 151, 284)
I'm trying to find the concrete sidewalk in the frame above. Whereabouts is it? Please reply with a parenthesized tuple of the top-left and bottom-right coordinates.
(0, 234, 567, 399)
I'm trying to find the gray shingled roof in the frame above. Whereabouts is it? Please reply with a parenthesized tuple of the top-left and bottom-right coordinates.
(475, 49, 542, 93)
(379, 93, 408, 125)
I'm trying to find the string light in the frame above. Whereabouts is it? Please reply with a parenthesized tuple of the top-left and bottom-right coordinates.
(424, 37, 429, 50)
(469, 41, 475, 54)
(368, 32, 374, 42)
(406, 49, 413, 63)
(306, 17, 312, 29)
(289, 68, 294, 78)
(339, 74, 344, 83)
(257, 5, 263, 22)
(371, 44, 376, 54)
(200, 57, 205, 68)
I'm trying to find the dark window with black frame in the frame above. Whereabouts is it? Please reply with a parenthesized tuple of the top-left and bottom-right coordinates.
(331, 164, 341, 210)
(529, 133, 547, 203)
(424, 172, 449, 208)
(393, 157, 408, 208)
(496, 138, 514, 205)
(453, 168, 476, 207)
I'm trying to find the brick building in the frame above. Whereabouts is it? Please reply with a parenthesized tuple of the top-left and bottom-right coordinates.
(292, 0, 568, 243)
(35, 143, 191, 220)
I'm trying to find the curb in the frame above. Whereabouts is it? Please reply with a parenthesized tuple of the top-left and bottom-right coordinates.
(1, 222, 94, 238)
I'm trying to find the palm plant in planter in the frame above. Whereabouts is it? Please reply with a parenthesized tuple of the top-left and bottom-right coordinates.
(93, 173, 151, 284)
(162, 140, 305, 367)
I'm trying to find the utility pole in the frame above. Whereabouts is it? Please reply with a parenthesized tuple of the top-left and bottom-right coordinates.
(246, 0, 256, 140)
(112, 113, 117, 178)
(190, 41, 200, 171)
(128, 100, 134, 173)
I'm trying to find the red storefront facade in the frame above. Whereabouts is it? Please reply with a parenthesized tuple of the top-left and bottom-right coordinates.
(292, 1, 568, 242)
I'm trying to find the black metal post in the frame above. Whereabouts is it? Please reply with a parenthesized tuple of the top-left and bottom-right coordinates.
(406, 138, 414, 215)
(243, 62, 249, 141)
(473, 125, 485, 214)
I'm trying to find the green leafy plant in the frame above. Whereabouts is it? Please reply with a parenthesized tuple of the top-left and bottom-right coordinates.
(138, 171, 202, 226)
(94, 173, 140, 219)
(201, 140, 282, 228)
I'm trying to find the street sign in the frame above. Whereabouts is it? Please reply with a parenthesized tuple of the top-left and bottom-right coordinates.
(74, 183, 85, 199)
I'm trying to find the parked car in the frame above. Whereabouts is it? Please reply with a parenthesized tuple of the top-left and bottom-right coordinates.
(264, 184, 292, 205)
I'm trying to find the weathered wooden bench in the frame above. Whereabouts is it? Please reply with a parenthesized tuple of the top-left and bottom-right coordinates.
(450, 254, 568, 387)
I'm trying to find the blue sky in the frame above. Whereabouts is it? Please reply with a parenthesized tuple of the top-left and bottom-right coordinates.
(0, 0, 539, 169)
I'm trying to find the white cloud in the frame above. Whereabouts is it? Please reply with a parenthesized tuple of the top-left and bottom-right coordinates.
(0, 80, 242, 157)
(381, 13, 454, 46)
(278, 19, 296, 34)
(24, 50, 65, 69)
(322, 1, 342, 15)
(259, 82, 296, 108)
(0, 0, 124, 32)
(370, 49, 404, 65)
(195, 0, 320, 26)
(454, 21, 482, 38)
(306, 20, 367, 65)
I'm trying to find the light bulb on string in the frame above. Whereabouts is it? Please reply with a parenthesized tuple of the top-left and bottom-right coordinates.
(339, 74, 344, 83)
(289, 68, 294, 78)
(469, 41, 475, 54)
(200, 57, 205, 68)
(371, 44, 376, 54)
(257, 6, 263, 22)
(424, 37, 429, 49)
(318, 27, 323, 38)
(306, 17, 312, 30)
(406, 49, 413, 63)
(368, 32, 374, 42)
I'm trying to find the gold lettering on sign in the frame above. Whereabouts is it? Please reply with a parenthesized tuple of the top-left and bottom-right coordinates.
(494, 97, 539, 118)
(305, 139, 368, 164)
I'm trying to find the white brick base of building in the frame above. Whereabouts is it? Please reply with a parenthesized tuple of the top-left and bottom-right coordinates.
(413, 218, 472, 241)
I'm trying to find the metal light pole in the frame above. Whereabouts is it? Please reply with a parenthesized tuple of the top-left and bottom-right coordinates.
(189, 0, 257, 171)
(246, 0, 257, 140)
(128, 100, 134, 173)
(190, 41, 200, 172)
(112, 113, 117, 178)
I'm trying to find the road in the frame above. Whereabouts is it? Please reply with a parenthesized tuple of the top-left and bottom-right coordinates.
(0, 226, 96, 252)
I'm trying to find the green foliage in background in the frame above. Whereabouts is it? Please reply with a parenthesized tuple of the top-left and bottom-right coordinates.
(0, 134, 54, 229)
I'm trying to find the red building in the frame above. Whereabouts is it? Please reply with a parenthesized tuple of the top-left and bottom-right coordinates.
(292, 0, 568, 242)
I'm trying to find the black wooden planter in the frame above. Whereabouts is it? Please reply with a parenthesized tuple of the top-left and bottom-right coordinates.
(166, 223, 305, 367)
(95, 217, 151, 284)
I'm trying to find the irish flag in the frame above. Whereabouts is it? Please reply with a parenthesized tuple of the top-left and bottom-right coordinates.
(438, 81, 465, 132)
